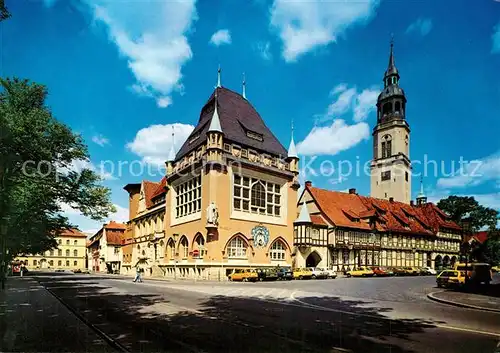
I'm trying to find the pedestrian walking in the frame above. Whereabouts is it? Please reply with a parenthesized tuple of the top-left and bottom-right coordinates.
(133, 265, 143, 283)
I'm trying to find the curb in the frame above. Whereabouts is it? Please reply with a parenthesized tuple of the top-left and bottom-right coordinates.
(427, 291, 500, 313)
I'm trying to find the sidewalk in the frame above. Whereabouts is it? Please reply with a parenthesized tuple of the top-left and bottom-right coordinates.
(0, 277, 116, 352)
(428, 289, 500, 313)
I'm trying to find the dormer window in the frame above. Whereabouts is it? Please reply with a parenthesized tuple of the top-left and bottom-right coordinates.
(246, 130, 263, 142)
(189, 133, 200, 144)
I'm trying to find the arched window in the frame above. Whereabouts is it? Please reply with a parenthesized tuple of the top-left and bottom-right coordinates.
(167, 239, 175, 260)
(180, 237, 188, 258)
(383, 102, 391, 115)
(74, 240, 77, 245)
(66, 240, 70, 245)
(73, 249, 78, 257)
(48, 260, 53, 266)
(395, 101, 401, 113)
(65, 249, 70, 257)
(270, 241, 286, 261)
(382, 135, 392, 158)
(33, 259, 37, 266)
(66, 260, 70, 266)
(74, 261, 77, 266)
(227, 237, 247, 258)
(58, 249, 62, 256)
(251, 181, 266, 212)
(194, 234, 205, 257)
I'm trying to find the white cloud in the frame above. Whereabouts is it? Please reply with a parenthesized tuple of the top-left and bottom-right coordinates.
(126, 123, 194, 167)
(255, 41, 272, 61)
(269, 0, 380, 62)
(157, 96, 173, 108)
(296, 119, 369, 156)
(436, 151, 500, 189)
(406, 18, 433, 37)
(319, 83, 379, 124)
(492, 22, 500, 54)
(85, 0, 197, 107)
(92, 134, 109, 147)
(209, 29, 232, 46)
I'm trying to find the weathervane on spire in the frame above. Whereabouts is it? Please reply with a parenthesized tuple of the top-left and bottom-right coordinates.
(217, 65, 221, 88)
(242, 72, 246, 99)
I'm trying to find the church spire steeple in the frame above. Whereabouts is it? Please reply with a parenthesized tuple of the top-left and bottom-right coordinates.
(384, 35, 400, 87)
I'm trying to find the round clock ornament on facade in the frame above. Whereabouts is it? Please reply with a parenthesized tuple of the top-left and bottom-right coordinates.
(251, 225, 270, 248)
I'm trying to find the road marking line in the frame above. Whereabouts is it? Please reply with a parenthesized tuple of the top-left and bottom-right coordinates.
(433, 324, 500, 338)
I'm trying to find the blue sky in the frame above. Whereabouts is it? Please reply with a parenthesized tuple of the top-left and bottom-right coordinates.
(3, 0, 500, 233)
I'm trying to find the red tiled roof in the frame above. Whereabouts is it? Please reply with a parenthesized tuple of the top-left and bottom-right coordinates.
(150, 176, 167, 201)
(474, 231, 488, 244)
(143, 180, 160, 209)
(106, 229, 124, 246)
(310, 215, 328, 226)
(104, 221, 126, 230)
(306, 185, 461, 236)
(58, 228, 87, 238)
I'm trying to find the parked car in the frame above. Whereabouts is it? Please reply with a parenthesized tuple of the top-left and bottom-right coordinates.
(404, 267, 420, 276)
(256, 268, 278, 281)
(228, 269, 258, 282)
(276, 267, 293, 280)
(436, 270, 465, 288)
(320, 268, 337, 279)
(419, 267, 437, 275)
(371, 267, 392, 276)
(308, 267, 328, 279)
(391, 267, 407, 276)
(492, 265, 500, 273)
(293, 268, 313, 280)
(346, 266, 374, 277)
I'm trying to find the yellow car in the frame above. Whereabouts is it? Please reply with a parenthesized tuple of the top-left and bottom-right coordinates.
(293, 268, 313, 280)
(346, 266, 374, 278)
(404, 267, 420, 276)
(492, 265, 500, 273)
(228, 269, 258, 282)
(436, 270, 466, 288)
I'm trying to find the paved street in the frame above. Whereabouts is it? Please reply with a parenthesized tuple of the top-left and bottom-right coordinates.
(35, 273, 500, 353)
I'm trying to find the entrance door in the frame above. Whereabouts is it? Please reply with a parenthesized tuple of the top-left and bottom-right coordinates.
(306, 251, 321, 267)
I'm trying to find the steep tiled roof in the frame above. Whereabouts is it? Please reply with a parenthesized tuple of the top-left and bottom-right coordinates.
(473, 231, 488, 244)
(306, 185, 461, 236)
(106, 229, 124, 246)
(59, 228, 87, 238)
(104, 221, 126, 230)
(176, 87, 287, 160)
(143, 180, 160, 209)
(150, 176, 167, 202)
(310, 215, 328, 226)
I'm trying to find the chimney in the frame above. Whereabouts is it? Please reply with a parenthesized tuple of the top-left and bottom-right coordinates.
(410, 200, 414, 206)
(305, 181, 312, 187)
(389, 197, 394, 203)
(348, 188, 356, 194)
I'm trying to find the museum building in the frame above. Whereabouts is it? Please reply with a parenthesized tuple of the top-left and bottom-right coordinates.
(123, 71, 300, 279)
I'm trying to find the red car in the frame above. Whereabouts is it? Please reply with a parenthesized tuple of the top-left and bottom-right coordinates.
(371, 267, 393, 276)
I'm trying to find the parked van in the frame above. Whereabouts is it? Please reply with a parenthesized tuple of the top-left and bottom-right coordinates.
(453, 262, 492, 286)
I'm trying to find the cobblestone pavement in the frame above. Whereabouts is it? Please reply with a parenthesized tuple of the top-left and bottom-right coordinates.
(33, 273, 500, 353)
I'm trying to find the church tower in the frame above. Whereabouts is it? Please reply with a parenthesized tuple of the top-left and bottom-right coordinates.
(370, 39, 411, 204)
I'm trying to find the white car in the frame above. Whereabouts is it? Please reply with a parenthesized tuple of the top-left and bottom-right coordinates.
(421, 267, 437, 275)
(321, 268, 338, 279)
(308, 267, 329, 279)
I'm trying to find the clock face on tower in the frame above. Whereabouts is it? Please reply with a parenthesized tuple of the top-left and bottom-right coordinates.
(251, 225, 270, 248)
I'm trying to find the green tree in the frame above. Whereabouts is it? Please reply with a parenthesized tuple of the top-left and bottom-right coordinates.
(1, 0, 10, 21)
(0, 78, 115, 285)
(476, 230, 500, 266)
(437, 196, 499, 232)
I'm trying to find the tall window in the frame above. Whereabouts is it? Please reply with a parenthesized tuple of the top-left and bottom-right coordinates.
(270, 241, 286, 261)
(65, 249, 70, 257)
(74, 240, 78, 245)
(73, 250, 78, 257)
(58, 260, 62, 266)
(227, 237, 247, 258)
(58, 249, 62, 256)
(167, 239, 175, 259)
(49, 260, 53, 266)
(381, 141, 386, 158)
(33, 260, 37, 266)
(74, 261, 77, 266)
(233, 175, 281, 216)
(66, 240, 70, 245)
(179, 237, 188, 258)
(58, 239, 62, 245)
(66, 260, 69, 266)
(194, 234, 205, 257)
(175, 175, 202, 218)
